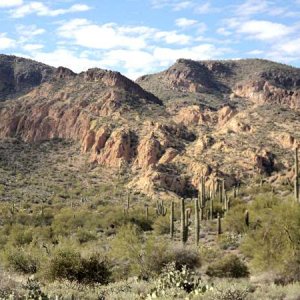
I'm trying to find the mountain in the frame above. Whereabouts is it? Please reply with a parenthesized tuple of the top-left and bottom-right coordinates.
(0, 54, 55, 101)
(0, 55, 300, 200)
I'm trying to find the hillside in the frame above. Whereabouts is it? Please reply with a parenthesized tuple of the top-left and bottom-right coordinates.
(0, 54, 55, 101)
(0, 56, 300, 299)
(0, 57, 299, 200)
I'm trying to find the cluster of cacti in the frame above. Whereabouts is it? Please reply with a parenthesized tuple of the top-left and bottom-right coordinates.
(295, 148, 299, 203)
(156, 200, 167, 216)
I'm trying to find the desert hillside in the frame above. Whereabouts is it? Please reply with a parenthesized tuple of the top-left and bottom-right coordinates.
(0, 55, 300, 299)
(0, 55, 300, 200)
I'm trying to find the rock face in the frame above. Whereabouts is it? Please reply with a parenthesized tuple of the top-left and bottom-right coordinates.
(1, 56, 300, 198)
(0, 54, 55, 101)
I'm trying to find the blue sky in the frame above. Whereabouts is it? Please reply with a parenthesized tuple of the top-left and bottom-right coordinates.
(0, 0, 300, 79)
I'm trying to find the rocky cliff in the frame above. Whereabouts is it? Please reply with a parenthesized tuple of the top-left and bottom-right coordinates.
(1, 56, 300, 199)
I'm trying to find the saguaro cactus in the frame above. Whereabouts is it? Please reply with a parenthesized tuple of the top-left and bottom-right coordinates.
(181, 198, 186, 243)
(295, 148, 299, 202)
(145, 205, 149, 220)
(217, 213, 222, 235)
(156, 200, 167, 216)
(210, 197, 213, 220)
(245, 210, 249, 227)
(170, 201, 174, 239)
(195, 198, 200, 246)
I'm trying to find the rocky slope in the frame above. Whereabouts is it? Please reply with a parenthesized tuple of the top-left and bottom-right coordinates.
(0, 56, 300, 199)
(0, 54, 55, 101)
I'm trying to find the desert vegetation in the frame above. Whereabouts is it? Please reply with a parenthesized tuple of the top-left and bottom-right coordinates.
(0, 140, 299, 299)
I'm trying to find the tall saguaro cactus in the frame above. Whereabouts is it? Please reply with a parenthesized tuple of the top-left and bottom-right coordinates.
(170, 201, 174, 239)
(195, 198, 200, 246)
(295, 148, 299, 203)
(217, 213, 222, 235)
(181, 198, 187, 244)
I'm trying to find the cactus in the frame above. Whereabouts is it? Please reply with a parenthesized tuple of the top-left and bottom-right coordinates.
(218, 180, 222, 203)
(209, 197, 213, 220)
(170, 201, 174, 239)
(156, 200, 167, 216)
(127, 192, 130, 210)
(245, 210, 249, 227)
(217, 213, 222, 235)
(295, 148, 299, 202)
(195, 198, 200, 246)
(181, 198, 187, 244)
(145, 205, 149, 220)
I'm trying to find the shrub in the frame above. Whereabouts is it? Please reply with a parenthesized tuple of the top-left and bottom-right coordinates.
(47, 249, 82, 281)
(152, 216, 169, 235)
(206, 254, 249, 278)
(76, 255, 111, 284)
(110, 225, 169, 279)
(241, 201, 300, 281)
(3, 247, 39, 274)
(46, 249, 111, 284)
(170, 246, 201, 270)
(76, 229, 97, 244)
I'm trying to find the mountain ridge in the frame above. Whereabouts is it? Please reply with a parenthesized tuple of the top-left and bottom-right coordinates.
(0, 54, 300, 199)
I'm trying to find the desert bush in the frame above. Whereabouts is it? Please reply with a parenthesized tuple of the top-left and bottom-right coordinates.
(110, 225, 169, 279)
(9, 225, 33, 246)
(206, 254, 249, 278)
(46, 249, 111, 284)
(152, 215, 169, 235)
(76, 229, 97, 244)
(2, 247, 40, 274)
(170, 246, 201, 270)
(218, 232, 241, 250)
(241, 201, 300, 281)
(199, 245, 222, 264)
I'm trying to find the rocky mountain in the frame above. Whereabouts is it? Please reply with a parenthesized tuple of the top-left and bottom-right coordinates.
(0, 56, 300, 199)
(0, 54, 55, 101)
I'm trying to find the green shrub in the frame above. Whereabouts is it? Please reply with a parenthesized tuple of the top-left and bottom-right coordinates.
(152, 216, 169, 235)
(206, 254, 249, 278)
(46, 249, 111, 284)
(47, 249, 82, 281)
(241, 201, 300, 281)
(3, 247, 39, 274)
(9, 225, 33, 246)
(170, 246, 201, 270)
(76, 229, 97, 244)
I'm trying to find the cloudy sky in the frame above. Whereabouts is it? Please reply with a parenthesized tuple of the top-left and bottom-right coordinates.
(0, 0, 300, 79)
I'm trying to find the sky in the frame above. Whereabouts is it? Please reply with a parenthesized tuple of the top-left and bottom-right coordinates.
(0, 0, 300, 79)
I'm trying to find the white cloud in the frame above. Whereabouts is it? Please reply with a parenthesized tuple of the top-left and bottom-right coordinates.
(58, 19, 148, 50)
(0, 0, 23, 7)
(28, 48, 100, 72)
(276, 38, 300, 56)
(0, 33, 16, 49)
(247, 50, 264, 55)
(23, 43, 44, 51)
(175, 17, 198, 28)
(11, 2, 91, 18)
(151, 0, 193, 10)
(57, 19, 193, 49)
(237, 20, 293, 40)
(235, 0, 270, 16)
(16, 24, 45, 38)
(173, 1, 193, 11)
(154, 31, 191, 45)
(217, 27, 232, 36)
(195, 2, 214, 14)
